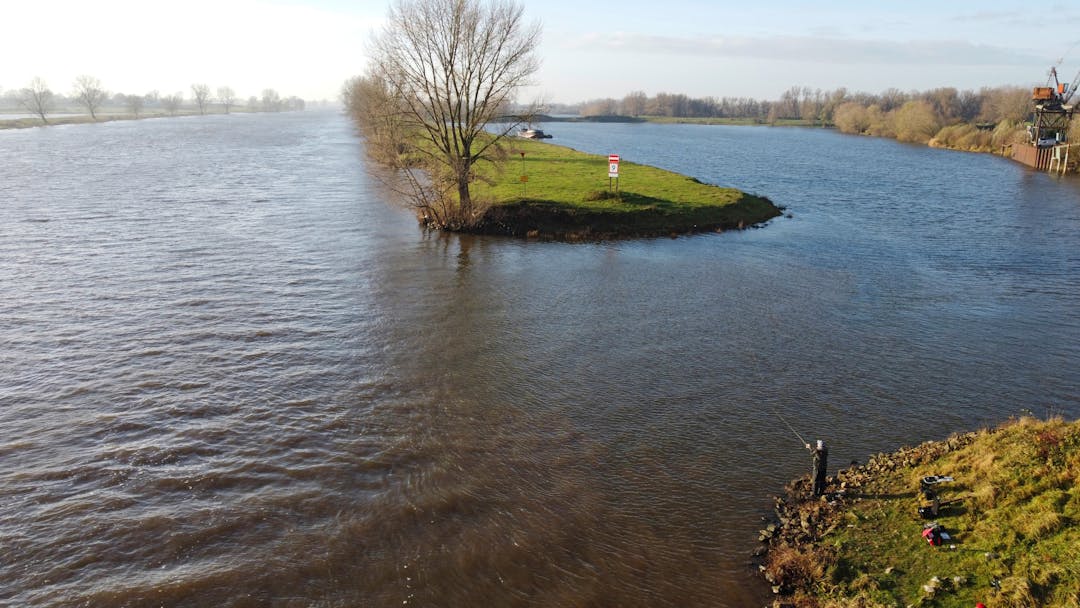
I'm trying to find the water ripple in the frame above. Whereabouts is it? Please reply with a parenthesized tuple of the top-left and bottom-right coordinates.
(2, 114, 1078, 607)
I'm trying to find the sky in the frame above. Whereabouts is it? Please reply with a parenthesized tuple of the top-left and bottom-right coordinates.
(3, 0, 1080, 104)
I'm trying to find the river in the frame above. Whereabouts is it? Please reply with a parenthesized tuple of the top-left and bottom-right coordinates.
(1, 112, 1078, 607)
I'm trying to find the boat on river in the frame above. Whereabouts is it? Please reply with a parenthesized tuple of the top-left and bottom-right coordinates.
(519, 128, 552, 139)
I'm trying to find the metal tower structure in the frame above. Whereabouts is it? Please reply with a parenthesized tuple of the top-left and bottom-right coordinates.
(1030, 66, 1079, 147)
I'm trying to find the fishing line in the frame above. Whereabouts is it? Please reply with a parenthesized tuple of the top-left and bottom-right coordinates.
(771, 406, 807, 447)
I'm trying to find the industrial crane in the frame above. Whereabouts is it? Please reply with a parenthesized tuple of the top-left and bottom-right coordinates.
(1034, 66, 1080, 108)
(1028, 65, 1080, 149)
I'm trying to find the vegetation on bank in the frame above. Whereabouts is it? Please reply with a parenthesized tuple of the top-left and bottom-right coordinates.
(566, 85, 1049, 154)
(536, 115, 815, 127)
(576, 86, 1031, 131)
(761, 416, 1080, 607)
(466, 138, 781, 239)
(344, 0, 542, 231)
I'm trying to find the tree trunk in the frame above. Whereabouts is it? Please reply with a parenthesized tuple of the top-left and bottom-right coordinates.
(457, 154, 473, 224)
(457, 179, 472, 224)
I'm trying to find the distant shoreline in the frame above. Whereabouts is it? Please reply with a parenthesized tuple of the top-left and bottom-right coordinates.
(0, 108, 312, 130)
(520, 114, 1025, 160)
(510, 114, 821, 127)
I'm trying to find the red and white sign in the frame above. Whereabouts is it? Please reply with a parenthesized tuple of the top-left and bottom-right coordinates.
(608, 154, 620, 178)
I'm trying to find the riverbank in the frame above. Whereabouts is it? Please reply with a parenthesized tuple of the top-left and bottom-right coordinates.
(533, 114, 819, 127)
(467, 138, 783, 240)
(0, 108, 301, 130)
(758, 416, 1080, 607)
(0, 111, 191, 129)
(534, 113, 1036, 161)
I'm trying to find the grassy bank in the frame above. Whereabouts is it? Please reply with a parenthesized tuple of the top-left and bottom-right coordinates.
(470, 138, 782, 239)
(761, 416, 1080, 607)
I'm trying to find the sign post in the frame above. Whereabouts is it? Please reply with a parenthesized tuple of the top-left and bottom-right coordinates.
(519, 152, 527, 197)
(608, 154, 620, 195)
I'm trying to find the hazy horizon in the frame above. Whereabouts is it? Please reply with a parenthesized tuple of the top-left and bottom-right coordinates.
(3, 0, 1080, 105)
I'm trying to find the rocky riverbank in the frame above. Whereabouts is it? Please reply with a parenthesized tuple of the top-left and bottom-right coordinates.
(756, 417, 1080, 607)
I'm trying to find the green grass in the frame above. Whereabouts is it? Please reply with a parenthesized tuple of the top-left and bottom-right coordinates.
(801, 417, 1080, 607)
(471, 138, 780, 238)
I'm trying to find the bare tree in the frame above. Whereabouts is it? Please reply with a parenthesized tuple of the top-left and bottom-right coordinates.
(356, 0, 541, 229)
(343, 75, 407, 167)
(125, 93, 145, 118)
(191, 83, 211, 114)
(217, 86, 236, 114)
(162, 92, 184, 115)
(580, 97, 618, 117)
(979, 86, 1031, 125)
(73, 75, 108, 120)
(285, 96, 305, 111)
(18, 77, 54, 124)
(261, 88, 281, 112)
(620, 90, 647, 117)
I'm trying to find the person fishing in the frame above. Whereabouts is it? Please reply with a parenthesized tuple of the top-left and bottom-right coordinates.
(772, 407, 829, 497)
(806, 439, 829, 497)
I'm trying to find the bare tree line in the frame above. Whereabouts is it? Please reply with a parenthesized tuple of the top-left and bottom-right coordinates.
(574, 85, 1038, 151)
(580, 86, 1030, 125)
(5, 76, 306, 125)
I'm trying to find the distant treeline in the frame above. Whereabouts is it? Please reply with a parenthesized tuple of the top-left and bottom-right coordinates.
(572, 85, 1048, 152)
(2, 76, 310, 128)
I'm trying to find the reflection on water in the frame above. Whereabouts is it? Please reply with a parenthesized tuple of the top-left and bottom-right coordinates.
(1, 113, 1078, 607)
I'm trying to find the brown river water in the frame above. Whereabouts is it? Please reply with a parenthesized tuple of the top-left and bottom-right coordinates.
(1, 112, 1078, 607)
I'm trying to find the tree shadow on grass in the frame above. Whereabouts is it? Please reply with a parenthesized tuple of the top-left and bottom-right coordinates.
(607, 191, 669, 209)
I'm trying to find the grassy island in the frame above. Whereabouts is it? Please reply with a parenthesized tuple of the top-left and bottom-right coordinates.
(760, 417, 1080, 607)
(468, 139, 782, 240)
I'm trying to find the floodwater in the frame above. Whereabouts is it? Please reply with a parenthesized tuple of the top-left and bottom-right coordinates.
(1, 112, 1078, 607)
